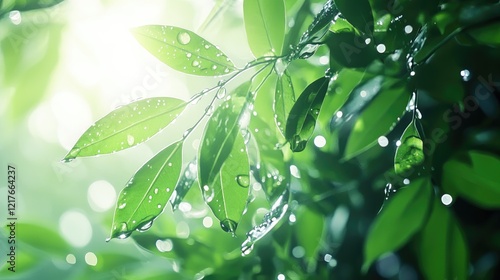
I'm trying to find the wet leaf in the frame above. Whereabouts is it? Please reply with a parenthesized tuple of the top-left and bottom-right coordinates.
(198, 83, 250, 188)
(109, 141, 183, 240)
(204, 132, 250, 233)
(442, 151, 500, 208)
(131, 25, 236, 76)
(344, 80, 409, 160)
(243, 0, 285, 56)
(363, 177, 432, 271)
(334, 0, 373, 34)
(170, 158, 198, 211)
(394, 120, 424, 175)
(274, 70, 295, 137)
(64, 98, 186, 160)
(417, 199, 469, 280)
(285, 77, 330, 152)
(242, 189, 289, 255)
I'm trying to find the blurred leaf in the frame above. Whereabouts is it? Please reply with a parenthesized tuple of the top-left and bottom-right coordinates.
(131, 25, 236, 76)
(417, 199, 469, 280)
(334, 0, 373, 34)
(394, 120, 424, 175)
(64, 98, 186, 160)
(17, 223, 70, 257)
(442, 151, 500, 208)
(170, 158, 198, 211)
(327, 31, 378, 68)
(274, 70, 295, 138)
(109, 141, 183, 239)
(344, 80, 408, 160)
(243, 0, 285, 56)
(205, 131, 250, 233)
(0, 0, 63, 15)
(295, 206, 324, 264)
(285, 77, 330, 152)
(363, 177, 432, 271)
(242, 189, 289, 255)
(467, 22, 500, 46)
(198, 0, 237, 33)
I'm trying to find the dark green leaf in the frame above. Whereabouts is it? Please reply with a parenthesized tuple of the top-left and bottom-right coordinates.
(417, 199, 469, 280)
(344, 80, 409, 160)
(334, 0, 373, 34)
(442, 151, 500, 208)
(131, 25, 236, 76)
(64, 97, 186, 160)
(0, 0, 63, 15)
(363, 177, 432, 271)
(285, 77, 330, 152)
(274, 70, 295, 137)
(109, 141, 183, 239)
(327, 31, 378, 68)
(467, 22, 500, 46)
(394, 120, 424, 175)
(243, 0, 285, 56)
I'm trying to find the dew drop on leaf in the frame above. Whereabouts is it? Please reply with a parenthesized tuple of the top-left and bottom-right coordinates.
(192, 60, 200, 67)
(137, 219, 154, 232)
(202, 185, 215, 202)
(216, 87, 227, 99)
(177, 32, 191, 45)
(236, 175, 250, 188)
(220, 218, 238, 233)
(118, 203, 127, 209)
(127, 135, 135, 146)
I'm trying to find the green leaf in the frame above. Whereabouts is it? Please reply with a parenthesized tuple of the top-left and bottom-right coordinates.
(109, 141, 183, 240)
(198, 83, 250, 188)
(327, 31, 378, 68)
(131, 25, 237, 76)
(318, 68, 367, 129)
(285, 77, 330, 152)
(363, 177, 432, 271)
(243, 0, 285, 56)
(274, 70, 295, 137)
(394, 120, 424, 175)
(64, 97, 186, 160)
(344, 80, 409, 160)
(417, 199, 469, 280)
(170, 158, 198, 211)
(468, 21, 500, 46)
(334, 0, 373, 34)
(295, 206, 324, 264)
(442, 151, 500, 208)
(17, 223, 70, 257)
(205, 132, 250, 233)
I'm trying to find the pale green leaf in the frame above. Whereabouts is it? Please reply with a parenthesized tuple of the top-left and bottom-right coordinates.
(131, 25, 237, 76)
(243, 0, 285, 56)
(64, 98, 186, 160)
(109, 141, 183, 239)
(274, 70, 295, 138)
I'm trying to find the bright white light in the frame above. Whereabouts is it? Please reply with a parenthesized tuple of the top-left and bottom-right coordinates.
(288, 214, 296, 223)
(404, 25, 413, 34)
(156, 239, 173, 252)
(403, 178, 410, 185)
(324, 254, 332, 262)
(88, 180, 116, 212)
(9, 11, 22, 25)
(292, 246, 305, 258)
(365, 38, 371, 45)
(28, 102, 58, 143)
(314, 135, 326, 148)
(290, 165, 301, 178)
(59, 211, 92, 247)
(202, 216, 213, 228)
(66, 254, 76, 264)
(336, 111, 343, 118)
(277, 273, 286, 280)
(85, 252, 98, 266)
(378, 136, 389, 147)
(441, 194, 453, 205)
(176, 221, 190, 238)
(396, 140, 402, 147)
(319, 55, 329, 65)
(360, 90, 367, 98)
(376, 44, 386, 53)
(179, 202, 192, 213)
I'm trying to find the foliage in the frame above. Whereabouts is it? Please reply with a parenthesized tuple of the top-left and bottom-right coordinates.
(4, 0, 496, 278)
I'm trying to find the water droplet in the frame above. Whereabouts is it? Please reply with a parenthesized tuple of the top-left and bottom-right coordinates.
(154, 188, 158, 194)
(137, 219, 154, 232)
(204, 44, 210, 49)
(177, 32, 191, 45)
(186, 53, 192, 58)
(118, 203, 127, 209)
(216, 87, 227, 99)
(202, 185, 214, 202)
(112, 222, 131, 240)
(236, 175, 250, 188)
(211, 65, 218, 70)
(220, 219, 238, 233)
(192, 60, 200, 67)
(274, 58, 289, 76)
(460, 69, 471, 81)
(127, 135, 135, 146)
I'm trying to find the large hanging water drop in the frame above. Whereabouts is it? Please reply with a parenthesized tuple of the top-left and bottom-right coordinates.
(220, 219, 238, 233)
(236, 175, 250, 188)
